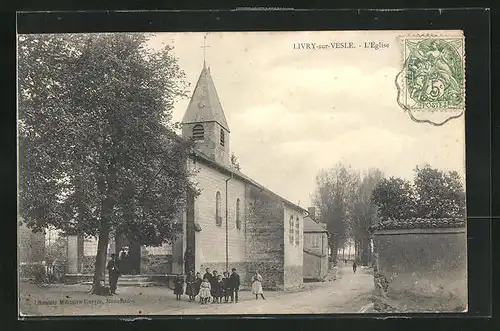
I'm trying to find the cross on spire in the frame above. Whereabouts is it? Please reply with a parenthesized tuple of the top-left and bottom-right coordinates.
(201, 34, 210, 66)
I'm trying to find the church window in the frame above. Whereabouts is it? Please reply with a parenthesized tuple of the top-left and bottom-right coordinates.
(295, 217, 300, 246)
(220, 129, 225, 146)
(236, 198, 241, 230)
(216, 191, 222, 227)
(192, 124, 204, 140)
(289, 216, 294, 244)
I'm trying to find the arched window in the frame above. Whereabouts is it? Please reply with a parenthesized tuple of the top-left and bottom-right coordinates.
(220, 129, 225, 146)
(236, 198, 241, 230)
(295, 216, 300, 245)
(289, 216, 294, 244)
(192, 124, 204, 140)
(216, 191, 222, 227)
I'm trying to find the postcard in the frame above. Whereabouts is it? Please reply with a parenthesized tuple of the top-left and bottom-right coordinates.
(18, 30, 466, 316)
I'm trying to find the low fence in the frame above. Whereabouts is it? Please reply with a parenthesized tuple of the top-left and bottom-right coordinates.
(20, 261, 68, 283)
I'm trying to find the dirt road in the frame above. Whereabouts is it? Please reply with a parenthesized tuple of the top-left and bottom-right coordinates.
(20, 265, 374, 316)
(160, 265, 374, 315)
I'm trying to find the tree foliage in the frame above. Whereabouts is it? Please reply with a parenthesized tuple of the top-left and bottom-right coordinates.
(349, 168, 384, 265)
(371, 177, 416, 220)
(230, 153, 241, 171)
(372, 164, 465, 220)
(312, 163, 359, 262)
(18, 33, 199, 291)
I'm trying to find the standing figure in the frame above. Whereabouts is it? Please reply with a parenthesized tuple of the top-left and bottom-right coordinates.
(216, 274, 224, 304)
(174, 274, 184, 300)
(106, 253, 120, 295)
(193, 272, 203, 300)
(185, 270, 196, 302)
(251, 271, 266, 300)
(203, 268, 213, 302)
(229, 268, 240, 303)
(184, 249, 195, 275)
(210, 270, 219, 303)
(118, 246, 130, 275)
(353, 260, 357, 274)
(222, 271, 231, 303)
(199, 278, 211, 304)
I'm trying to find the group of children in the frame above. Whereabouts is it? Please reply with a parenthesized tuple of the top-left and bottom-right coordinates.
(174, 267, 242, 304)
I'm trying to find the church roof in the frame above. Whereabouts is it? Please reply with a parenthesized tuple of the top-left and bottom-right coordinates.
(182, 64, 230, 132)
(191, 150, 307, 214)
(304, 216, 328, 233)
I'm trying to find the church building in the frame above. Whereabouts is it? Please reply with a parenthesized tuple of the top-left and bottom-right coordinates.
(66, 62, 306, 290)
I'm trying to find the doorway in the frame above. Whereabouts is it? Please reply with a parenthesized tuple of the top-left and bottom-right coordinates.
(115, 232, 141, 275)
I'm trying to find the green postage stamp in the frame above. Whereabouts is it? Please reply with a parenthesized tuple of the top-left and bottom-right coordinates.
(396, 33, 465, 126)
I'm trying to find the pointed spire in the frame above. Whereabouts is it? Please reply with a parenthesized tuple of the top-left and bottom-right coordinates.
(181, 64, 230, 132)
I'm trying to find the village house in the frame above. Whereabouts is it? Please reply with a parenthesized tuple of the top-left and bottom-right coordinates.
(302, 207, 329, 281)
(65, 62, 307, 290)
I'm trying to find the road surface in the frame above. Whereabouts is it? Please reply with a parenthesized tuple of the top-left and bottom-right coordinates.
(160, 265, 374, 315)
(20, 265, 374, 316)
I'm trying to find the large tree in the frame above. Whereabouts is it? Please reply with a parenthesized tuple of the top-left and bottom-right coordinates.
(371, 177, 416, 221)
(312, 163, 358, 263)
(350, 168, 384, 265)
(413, 165, 466, 218)
(372, 165, 465, 220)
(18, 33, 199, 292)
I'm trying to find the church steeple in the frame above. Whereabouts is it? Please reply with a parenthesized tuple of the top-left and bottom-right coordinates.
(181, 64, 230, 132)
(181, 63, 231, 167)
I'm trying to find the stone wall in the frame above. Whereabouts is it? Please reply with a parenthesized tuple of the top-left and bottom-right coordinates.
(245, 186, 285, 290)
(141, 254, 173, 274)
(190, 161, 246, 270)
(372, 227, 467, 312)
(303, 249, 328, 281)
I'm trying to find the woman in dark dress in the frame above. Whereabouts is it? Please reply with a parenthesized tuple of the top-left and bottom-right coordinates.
(185, 270, 196, 302)
(217, 275, 224, 304)
(174, 274, 184, 300)
(193, 272, 203, 301)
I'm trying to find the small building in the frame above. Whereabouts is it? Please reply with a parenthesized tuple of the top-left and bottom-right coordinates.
(303, 207, 329, 281)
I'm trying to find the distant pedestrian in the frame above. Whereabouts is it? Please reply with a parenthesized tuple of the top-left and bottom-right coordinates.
(229, 268, 240, 303)
(251, 271, 266, 300)
(199, 277, 211, 304)
(174, 274, 184, 300)
(106, 253, 120, 295)
(353, 261, 357, 274)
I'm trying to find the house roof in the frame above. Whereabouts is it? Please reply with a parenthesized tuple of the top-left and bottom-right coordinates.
(191, 150, 307, 214)
(303, 216, 328, 233)
(181, 64, 230, 132)
(369, 218, 466, 231)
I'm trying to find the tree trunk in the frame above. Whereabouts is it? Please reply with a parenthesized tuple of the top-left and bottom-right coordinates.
(91, 222, 110, 293)
(90, 198, 113, 294)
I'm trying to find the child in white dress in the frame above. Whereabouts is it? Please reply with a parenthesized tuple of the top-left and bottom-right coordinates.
(199, 277, 212, 304)
(251, 271, 266, 300)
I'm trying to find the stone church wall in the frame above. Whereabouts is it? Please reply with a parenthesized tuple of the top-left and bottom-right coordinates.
(283, 206, 304, 289)
(245, 186, 285, 290)
(193, 161, 246, 275)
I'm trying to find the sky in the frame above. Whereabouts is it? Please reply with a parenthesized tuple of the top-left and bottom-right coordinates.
(148, 31, 466, 208)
